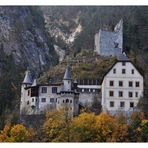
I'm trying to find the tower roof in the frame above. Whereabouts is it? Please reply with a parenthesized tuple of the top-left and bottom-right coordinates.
(23, 70, 32, 84)
(63, 65, 71, 80)
(32, 79, 37, 86)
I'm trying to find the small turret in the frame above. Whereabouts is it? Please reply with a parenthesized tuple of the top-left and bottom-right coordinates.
(32, 79, 37, 86)
(20, 70, 32, 115)
(22, 70, 33, 87)
(63, 65, 72, 91)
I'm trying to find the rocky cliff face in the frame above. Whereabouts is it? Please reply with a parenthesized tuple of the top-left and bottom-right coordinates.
(0, 6, 58, 74)
(41, 6, 83, 50)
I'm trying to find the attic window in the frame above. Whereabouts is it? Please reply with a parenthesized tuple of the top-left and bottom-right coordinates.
(113, 68, 116, 74)
(131, 69, 134, 74)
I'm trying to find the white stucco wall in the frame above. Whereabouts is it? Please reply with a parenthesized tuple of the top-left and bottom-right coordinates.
(102, 61, 143, 114)
(38, 85, 62, 112)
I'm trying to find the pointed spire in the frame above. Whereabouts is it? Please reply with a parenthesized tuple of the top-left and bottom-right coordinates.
(64, 65, 71, 80)
(23, 70, 32, 84)
(32, 79, 37, 86)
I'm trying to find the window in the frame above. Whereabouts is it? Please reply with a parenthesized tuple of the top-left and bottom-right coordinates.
(119, 91, 123, 97)
(131, 69, 134, 74)
(84, 89, 89, 93)
(32, 98, 34, 102)
(136, 81, 140, 87)
(50, 98, 54, 103)
(122, 69, 126, 74)
(119, 81, 123, 87)
(113, 68, 116, 74)
(70, 100, 72, 103)
(63, 100, 65, 103)
(41, 98, 46, 102)
(109, 81, 114, 86)
(120, 102, 125, 108)
(122, 62, 126, 66)
(130, 102, 134, 108)
(135, 92, 138, 97)
(110, 101, 114, 107)
(66, 99, 69, 103)
(56, 98, 57, 102)
(41, 87, 47, 93)
(52, 87, 57, 93)
(109, 91, 114, 97)
(129, 81, 133, 87)
(27, 101, 29, 105)
(28, 90, 30, 96)
(129, 92, 133, 98)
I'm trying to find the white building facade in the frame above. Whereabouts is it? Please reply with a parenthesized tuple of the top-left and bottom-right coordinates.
(20, 65, 79, 116)
(101, 57, 144, 115)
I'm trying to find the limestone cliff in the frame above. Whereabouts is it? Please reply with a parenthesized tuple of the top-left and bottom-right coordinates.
(0, 6, 58, 74)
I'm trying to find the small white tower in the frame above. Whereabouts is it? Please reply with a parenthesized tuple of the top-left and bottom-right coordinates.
(20, 70, 32, 114)
(63, 65, 72, 91)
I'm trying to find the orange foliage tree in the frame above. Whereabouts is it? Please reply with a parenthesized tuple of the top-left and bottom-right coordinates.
(0, 124, 33, 142)
(43, 109, 72, 142)
(70, 112, 97, 142)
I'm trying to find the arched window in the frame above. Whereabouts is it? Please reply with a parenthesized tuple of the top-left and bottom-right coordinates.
(66, 99, 69, 103)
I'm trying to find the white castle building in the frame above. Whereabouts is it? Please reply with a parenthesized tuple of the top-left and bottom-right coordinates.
(20, 65, 79, 116)
(20, 54, 144, 116)
(101, 54, 144, 114)
(95, 19, 123, 57)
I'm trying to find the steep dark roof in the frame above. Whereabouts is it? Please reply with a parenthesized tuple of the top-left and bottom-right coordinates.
(63, 65, 71, 80)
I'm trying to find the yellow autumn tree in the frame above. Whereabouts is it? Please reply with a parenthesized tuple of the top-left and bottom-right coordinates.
(139, 120, 148, 142)
(111, 114, 129, 142)
(95, 112, 116, 142)
(43, 109, 72, 142)
(128, 112, 144, 142)
(70, 112, 97, 142)
(0, 124, 33, 142)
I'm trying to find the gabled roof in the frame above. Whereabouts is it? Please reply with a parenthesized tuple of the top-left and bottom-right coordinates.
(63, 65, 71, 80)
(101, 55, 144, 84)
(23, 70, 32, 84)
